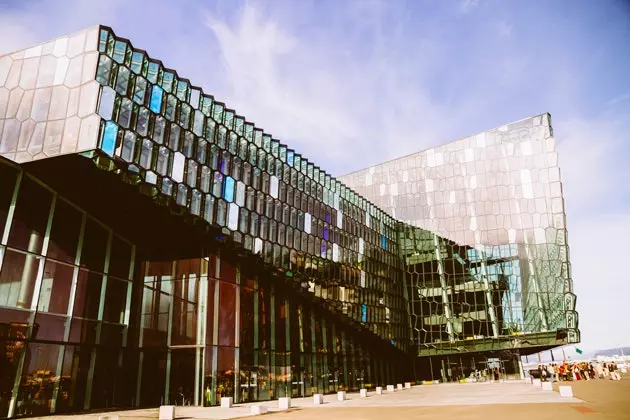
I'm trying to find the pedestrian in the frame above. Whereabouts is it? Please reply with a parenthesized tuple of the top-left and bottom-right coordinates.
(548, 364, 555, 384)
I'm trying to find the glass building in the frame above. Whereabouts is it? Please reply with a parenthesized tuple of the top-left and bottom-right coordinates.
(0, 26, 578, 417)
(340, 115, 579, 380)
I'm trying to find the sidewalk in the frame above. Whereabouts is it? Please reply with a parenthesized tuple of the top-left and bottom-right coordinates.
(27, 380, 583, 420)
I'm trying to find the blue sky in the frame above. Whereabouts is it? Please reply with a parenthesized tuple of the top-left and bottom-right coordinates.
(1, 0, 629, 353)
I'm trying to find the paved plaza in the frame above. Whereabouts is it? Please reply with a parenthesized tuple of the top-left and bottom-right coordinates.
(28, 376, 630, 420)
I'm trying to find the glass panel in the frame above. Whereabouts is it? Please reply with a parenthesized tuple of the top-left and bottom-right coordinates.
(153, 115, 166, 144)
(0, 164, 19, 239)
(14, 343, 62, 417)
(0, 249, 42, 309)
(95, 54, 113, 85)
(114, 65, 130, 96)
(223, 176, 235, 202)
(116, 98, 133, 128)
(130, 51, 145, 74)
(139, 139, 153, 169)
(149, 84, 163, 113)
(147, 61, 160, 84)
(80, 218, 109, 273)
(98, 86, 115, 120)
(72, 270, 102, 319)
(218, 282, 237, 346)
(217, 346, 235, 400)
(172, 152, 185, 183)
(7, 176, 52, 254)
(121, 130, 136, 162)
(101, 120, 118, 156)
(103, 277, 128, 323)
(227, 203, 239, 231)
(108, 235, 132, 279)
(156, 146, 170, 175)
(136, 107, 150, 136)
(36, 259, 73, 315)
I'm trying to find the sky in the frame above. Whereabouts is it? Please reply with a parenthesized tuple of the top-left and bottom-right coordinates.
(1, 0, 629, 353)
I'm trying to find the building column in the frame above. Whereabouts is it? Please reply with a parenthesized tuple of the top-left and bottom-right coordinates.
(433, 234, 454, 342)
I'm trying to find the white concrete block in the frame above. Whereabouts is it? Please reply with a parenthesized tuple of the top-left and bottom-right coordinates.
(313, 394, 324, 405)
(360, 388, 367, 398)
(434, 380, 440, 384)
(220, 397, 233, 408)
(532, 378, 542, 388)
(397, 383, 403, 391)
(559, 385, 573, 398)
(387, 384, 395, 392)
(404, 382, 411, 389)
(278, 397, 291, 409)
(542, 382, 553, 391)
(376, 386, 383, 394)
(337, 391, 346, 401)
(250, 405, 268, 415)
(158, 406, 175, 420)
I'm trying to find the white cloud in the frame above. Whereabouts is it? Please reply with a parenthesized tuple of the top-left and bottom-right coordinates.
(556, 111, 630, 351)
(497, 21, 513, 37)
(201, 2, 461, 174)
(459, 0, 480, 14)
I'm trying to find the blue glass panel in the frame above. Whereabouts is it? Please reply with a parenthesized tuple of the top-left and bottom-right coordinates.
(287, 150, 294, 167)
(320, 242, 326, 257)
(101, 121, 118, 156)
(381, 235, 386, 249)
(150, 85, 163, 113)
(361, 304, 367, 323)
(323, 226, 329, 241)
(325, 211, 331, 224)
(223, 176, 235, 202)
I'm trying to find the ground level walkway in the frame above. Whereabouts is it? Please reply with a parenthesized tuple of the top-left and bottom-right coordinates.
(26, 375, 630, 420)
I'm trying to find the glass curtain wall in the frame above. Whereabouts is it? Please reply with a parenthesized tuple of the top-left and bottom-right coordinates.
(135, 251, 400, 407)
(0, 159, 136, 418)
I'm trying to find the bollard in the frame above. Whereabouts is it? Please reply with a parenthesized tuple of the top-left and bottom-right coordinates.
(337, 391, 346, 401)
(158, 406, 175, 420)
(313, 394, 324, 405)
(541, 382, 553, 391)
(559, 386, 573, 398)
(376, 386, 383, 394)
(250, 405, 268, 415)
(397, 383, 403, 391)
(279, 397, 292, 409)
(387, 384, 395, 392)
(360, 389, 368, 398)
(404, 382, 411, 389)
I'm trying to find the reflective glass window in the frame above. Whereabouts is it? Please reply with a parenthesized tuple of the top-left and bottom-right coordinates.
(7, 177, 52, 254)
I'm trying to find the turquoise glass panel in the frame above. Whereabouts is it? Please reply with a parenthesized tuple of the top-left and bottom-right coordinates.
(223, 176, 235, 202)
(287, 150, 294, 167)
(381, 235, 386, 249)
(102, 121, 118, 156)
(150, 85, 163, 113)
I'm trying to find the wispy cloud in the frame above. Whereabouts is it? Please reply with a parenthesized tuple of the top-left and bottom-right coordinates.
(497, 20, 513, 37)
(606, 92, 630, 106)
(459, 0, 480, 14)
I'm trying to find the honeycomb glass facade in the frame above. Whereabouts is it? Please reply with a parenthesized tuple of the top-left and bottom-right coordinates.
(340, 115, 579, 380)
(0, 26, 578, 417)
